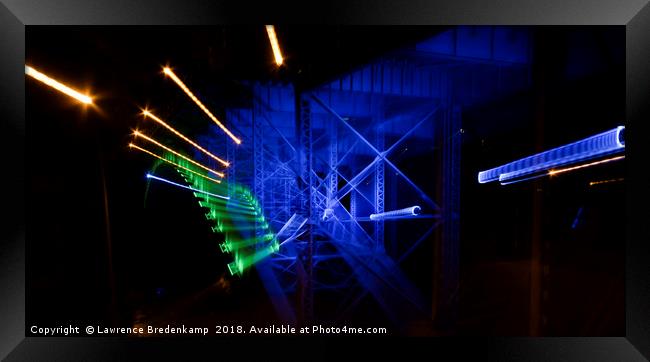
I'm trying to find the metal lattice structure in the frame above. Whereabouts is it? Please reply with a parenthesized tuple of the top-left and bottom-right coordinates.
(205, 26, 532, 329)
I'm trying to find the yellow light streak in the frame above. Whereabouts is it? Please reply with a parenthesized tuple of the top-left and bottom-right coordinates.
(162, 67, 242, 145)
(548, 155, 625, 176)
(129, 143, 221, 184)
(142, 109, 229, 166)
(265, 25, 284, 66)
(589, 178, 624, 186)
(25, 65, 92, 104)
(132, 130, 225, 178)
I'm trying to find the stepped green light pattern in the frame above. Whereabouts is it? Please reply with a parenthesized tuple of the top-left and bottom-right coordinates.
(142, 149, 278, 276)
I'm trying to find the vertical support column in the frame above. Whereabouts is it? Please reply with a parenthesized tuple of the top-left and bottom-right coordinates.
(297, 93, 314, 324)
(350, 189, 357, 218)
(256, 84, 297, 326)
(328, 116, 338, 203)
(388, 165, 398, 257)
(375, 123, 385, 252)
(253, 87, 265, 239)
(434, 104, 461, 330)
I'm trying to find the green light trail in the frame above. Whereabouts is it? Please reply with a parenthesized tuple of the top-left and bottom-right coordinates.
(136, 144, 278, 277)
(220, 233, 276, 253)
(166, 152, 277, 276)
(228, 242, 279, 276)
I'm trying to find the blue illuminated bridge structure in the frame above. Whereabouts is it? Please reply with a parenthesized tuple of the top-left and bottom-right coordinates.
(181, 27, 536, 327)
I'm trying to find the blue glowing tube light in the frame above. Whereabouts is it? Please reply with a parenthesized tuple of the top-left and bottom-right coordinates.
(146, 173, 230, 200)
(478, 126, 625, 184)
(369, 206, 421, 221)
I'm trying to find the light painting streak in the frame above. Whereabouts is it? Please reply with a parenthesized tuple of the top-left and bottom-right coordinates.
(265, 25, 284, 66)
(195, 195, 254, 209)
(589, 178, 624, 186)
(548, 155, 625, 176)
(154, 164, 274, 275)
(146, 173, 229, 200)
(479, 126, 625, 184)
(204, 206, 257, 216)
(142, 110, 229, 166)
(129, 143, 221, 184)
(221, 233, 275, 253)
(133, 130, 225, 178)
(162, 67, 242, 144)
(228, 243, 279, 276)
(25, 65, 92, 104)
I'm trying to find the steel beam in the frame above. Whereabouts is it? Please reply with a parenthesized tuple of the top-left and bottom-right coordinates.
(297, 95, 314, 323)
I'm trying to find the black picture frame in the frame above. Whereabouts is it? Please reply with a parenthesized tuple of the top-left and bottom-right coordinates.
(1, 0, 649, 360)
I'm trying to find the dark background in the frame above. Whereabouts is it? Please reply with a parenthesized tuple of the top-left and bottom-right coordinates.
(26, 26, 625, 336)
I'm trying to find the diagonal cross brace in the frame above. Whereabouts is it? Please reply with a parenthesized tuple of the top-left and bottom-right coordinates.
(310, 94, 440, 211)
(311, 147, 378, 208)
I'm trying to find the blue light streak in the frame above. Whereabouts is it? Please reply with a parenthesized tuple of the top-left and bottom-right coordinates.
(571, 207, 583, 229)
(146, 173, 230, 200)
(478, 126, 625, 184)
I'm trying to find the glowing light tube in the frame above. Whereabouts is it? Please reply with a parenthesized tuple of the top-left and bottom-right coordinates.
(265, 25, 284, 66)
(146, 174, 229, 200)
(25, 65, 92, 104)
(142, 110, 229, 166)
(369, 206, 421, 221)
(162, 67, 242, 145)
(478, 126, 625, 184)
(129, 143, 221, 184)
(133, 130, 225, 178)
